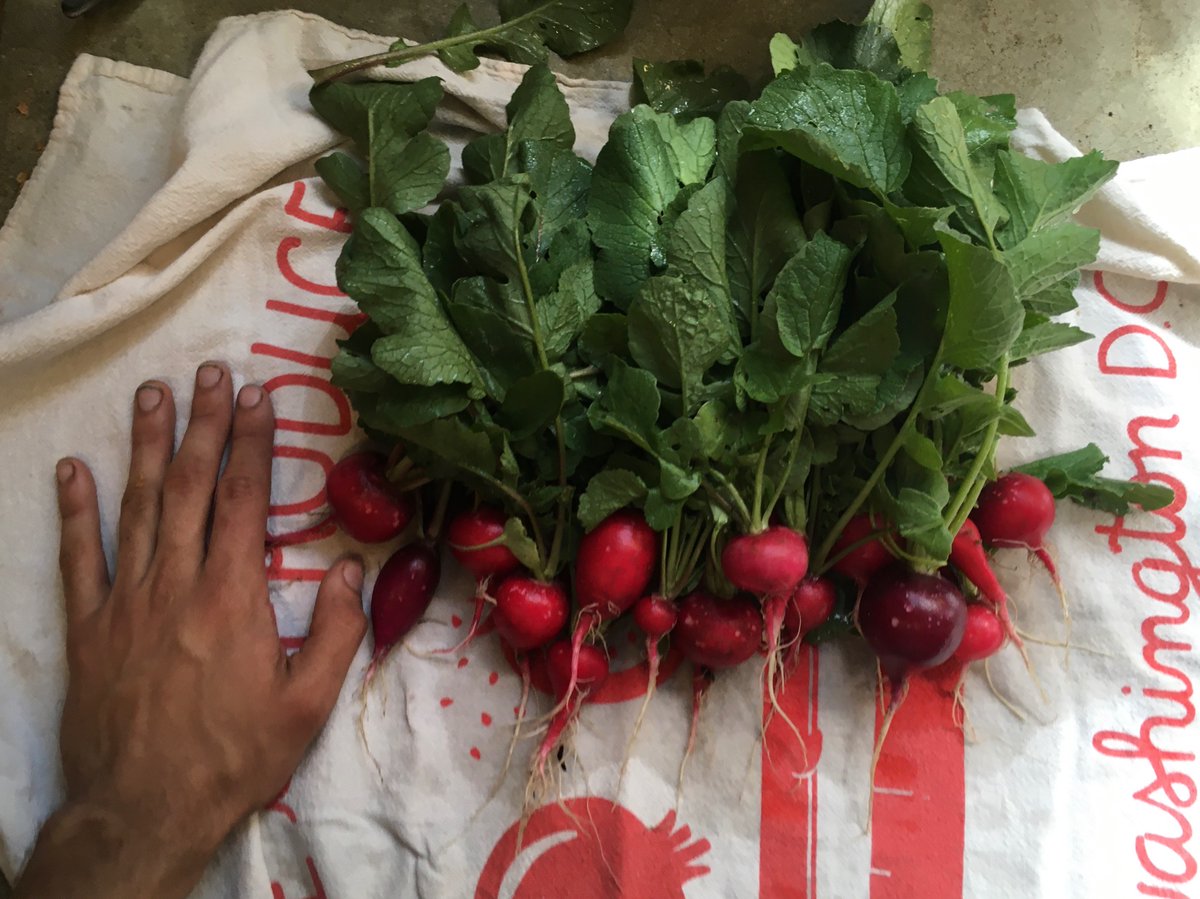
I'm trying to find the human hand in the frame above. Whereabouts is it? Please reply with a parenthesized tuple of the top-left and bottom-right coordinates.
(16, 363, 366, 899)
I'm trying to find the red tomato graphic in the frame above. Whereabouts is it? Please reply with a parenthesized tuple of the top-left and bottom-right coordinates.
(475, 798, 711, 899)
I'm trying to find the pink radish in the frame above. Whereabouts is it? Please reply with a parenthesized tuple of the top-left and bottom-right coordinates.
(559, 510, 657, 718)
(721, 526, 809, 596)
(364, 541, 441, 685)
(857, 565, 967, 824)
(828, 514, 894, 584)
(491, 577, 569, 652)
(533, 641, 609, 777)
(326, 451, 414, 544)
(443, 506, 520, 654)
(954, 605, 1006, 662)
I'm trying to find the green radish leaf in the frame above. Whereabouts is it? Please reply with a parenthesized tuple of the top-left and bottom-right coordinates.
(314, 153, 369, 213)
(881, 200, 952, 248)
(865, 0, 933, 72)
(905, 96, 1006, 246)
(663, 177, 739, 341)
(745, 66, 910, 196)
(1013, 444, 1175, 514)
(353, 385, 473, 431)
(397, 418, 499, 480)
(538, 260, 601, 362)
(331, 332, 391, 393)
(587, 360, 662, 453)
(521, 143, 592, 256)
(578, 469, 647, 530)
(506, 63, 576, 153)
(643, 488, 685, 531)
(1003, 224, 1101, 298)
(499, 370, 565, 439)
(447, 278, 538, 395)
(1023, 274, 1080, 317)
(895, 72, 940, 123)
(588, 108, 682, 307)
(454, 179, 533, 281)
(579, 313, 629, 362)
(945, 92, 1016, 167)
(769, 33, 805, 76)
(800, 21, 905, 84)
(808, 372, 881, 426)
(497, 0, 634, 57)
(436, 4, 483, 71)
(502, 517, 544, 571)
(820, 293, 900, 376)
(714, 100, 751, 187)
(994, 149, 1118, 246)
(938, 230, 1023, 371)
(628, 277, 732, 413)
(773, 232, 854, 358)
(374, 132, 451, 216)
(422, 205, 469, 297)
(892, 485, 952, 559)
(903, 431, 942, 470)
(647, 109, 718, 185)
(1010, 320, 1092, 361)
(633, 58, 752, 120)
(337, 209, 480, 390)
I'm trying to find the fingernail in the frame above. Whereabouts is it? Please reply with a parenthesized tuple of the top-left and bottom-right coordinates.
(56, 459, 75, 484)
(342, 557, 364, 591)
(136, 384, 163, 412)
(197, 363, 223, 389)
(238, 385, 264, 408)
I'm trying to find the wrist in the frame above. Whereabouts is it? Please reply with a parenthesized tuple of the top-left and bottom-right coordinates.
(17, 798, 218, 899)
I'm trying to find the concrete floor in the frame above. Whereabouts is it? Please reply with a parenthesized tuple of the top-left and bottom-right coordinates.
(0, 0, 1196, 892)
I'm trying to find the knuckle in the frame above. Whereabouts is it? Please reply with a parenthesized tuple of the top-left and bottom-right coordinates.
(163, 459, 209, 497)
(119, 483, 159, 524)
(218, 473, 262, 507)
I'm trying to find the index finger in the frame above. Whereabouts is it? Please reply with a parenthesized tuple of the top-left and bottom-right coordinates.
(206, 384, 275, 574)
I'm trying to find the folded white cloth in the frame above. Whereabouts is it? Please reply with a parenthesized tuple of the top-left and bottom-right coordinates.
(0, 11, 1196, 898)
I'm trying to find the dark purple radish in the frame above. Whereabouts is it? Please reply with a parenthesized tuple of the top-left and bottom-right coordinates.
(364, 541, 441, 685)
(326, 451, 414, 544)
(442, 506, 520, 654)
(560, 510, 657, 716)
(857, 565, 967, 825)
(621, 594, 679, 783)
(954, 605, 1006, 663)
(721, 526, 809, 596)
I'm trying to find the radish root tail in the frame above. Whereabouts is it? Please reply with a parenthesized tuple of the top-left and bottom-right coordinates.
(867, 677, 910, 833)
(677, 667, 709, 808)
(617, 638, 660, 794)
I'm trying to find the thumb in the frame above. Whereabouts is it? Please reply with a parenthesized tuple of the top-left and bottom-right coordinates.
(286, 556, 368, 733)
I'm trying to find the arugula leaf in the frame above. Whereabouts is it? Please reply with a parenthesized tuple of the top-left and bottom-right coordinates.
(994, 149, 1118, 246)
(773, 232, 854, 358)
(1013, 444, 1175, 514)
(578, 469, 647, 530)
(588, 109, 682, 306)
(633, 58, 752, 120)
(1003, 223, 1101, 297)
(938, 230, 1023, 371)
(906, 96, 1006, 246)
(865, 0, 933, 72)
(745, 65, 910, 195)
(628, 277, 732, 413)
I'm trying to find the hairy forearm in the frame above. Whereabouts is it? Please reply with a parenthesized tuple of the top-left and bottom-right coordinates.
(15, 800, 213, 899)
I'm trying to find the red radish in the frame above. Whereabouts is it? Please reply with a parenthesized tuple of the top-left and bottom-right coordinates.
(673, 591, 763, 669)
(364, 541, 441, 684)
(534, 641, 609, 777)
(973, 472, 1070, 637)
(326, 451, 414, 543)
(442, 506, 520, 654)
(633, 594, 678, 639)
(491, 577, 568, 652)
(447, 505, 520, 580)
(828, 514, 894, 584)
(574, 510, 659, 620)
(557, 510, 657, 718)
(857, 564, 967, 825)
(950, 519, 1027, 665)
(954, 605, 1006, 662)
(783, 576, 837, 640)
(721, 525, 810, 596)
(621, 594, 679, 784)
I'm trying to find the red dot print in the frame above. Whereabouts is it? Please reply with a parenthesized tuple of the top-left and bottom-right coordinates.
(470, 747, 482, 760)
(451, 614, 463, 628)
(1164, 321, 1172, 329)
(440, 697, 454, 708)
(1121, 685, 1132, 695)
(488, 671, 499, 686)
(482, 712, 493, 727)
(457, 657, 469, 669)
